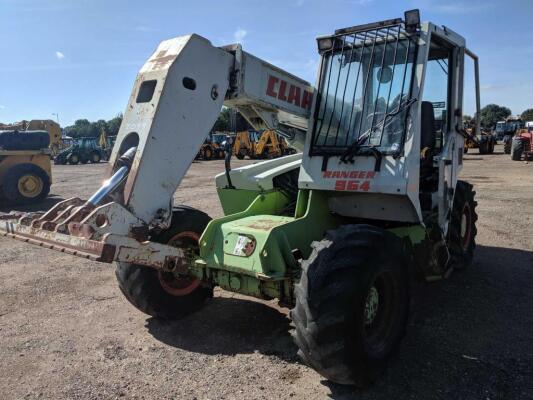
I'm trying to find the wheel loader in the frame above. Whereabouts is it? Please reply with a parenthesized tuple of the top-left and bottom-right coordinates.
(1, 10, 480, 386)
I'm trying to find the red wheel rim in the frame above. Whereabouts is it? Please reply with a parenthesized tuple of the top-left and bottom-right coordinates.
(460, 202, 472, 250)
(158, 231, 201, 296)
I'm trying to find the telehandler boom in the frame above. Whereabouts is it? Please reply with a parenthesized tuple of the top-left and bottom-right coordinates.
(1, 10, 480, 386)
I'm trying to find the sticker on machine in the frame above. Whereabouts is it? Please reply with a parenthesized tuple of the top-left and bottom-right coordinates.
(233, 235, 248, 256)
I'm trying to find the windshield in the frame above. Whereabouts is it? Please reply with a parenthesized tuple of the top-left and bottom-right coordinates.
(211, 134, 226, 144)
(311, 25, 417, 155)
(495, 122, 505, 132)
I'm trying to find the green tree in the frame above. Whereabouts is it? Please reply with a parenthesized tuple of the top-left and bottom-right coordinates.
(520, 108, 533, 122)
(106, 114, 123, 136)
(479, 104, 511, 129)
(212, 107, 231, 132)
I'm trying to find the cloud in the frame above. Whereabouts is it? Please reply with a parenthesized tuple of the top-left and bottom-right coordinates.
(55, 51, 65, 60)
(0, 105, 5, 110)
(233, 28, 247, 42)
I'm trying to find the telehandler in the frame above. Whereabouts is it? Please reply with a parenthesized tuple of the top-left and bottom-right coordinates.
(1, 10, 479, 386)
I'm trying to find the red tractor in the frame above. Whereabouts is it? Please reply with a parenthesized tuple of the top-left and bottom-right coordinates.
(511, 128, 533, 161)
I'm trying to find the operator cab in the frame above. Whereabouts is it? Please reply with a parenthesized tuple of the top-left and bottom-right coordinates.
(299, 10, 480, 229)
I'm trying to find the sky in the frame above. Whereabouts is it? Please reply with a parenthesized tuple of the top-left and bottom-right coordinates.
(1, 0, 532, 126)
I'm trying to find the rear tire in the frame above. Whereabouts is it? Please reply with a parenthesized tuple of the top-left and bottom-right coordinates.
(447, 180, 477, 270)
(68, 153, 80, 165)
(2, 163, 50, 204)
(291, 225, 410, 387)
(478, 141, 488, 154)
(91, 152, 101, 163)
(511, 138, 524, 161)
(236, 152, 245, 160)
(115, 206, 213, 319)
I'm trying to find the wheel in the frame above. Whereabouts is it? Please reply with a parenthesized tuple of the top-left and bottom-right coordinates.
(503, 136, 512, 154)
(291, 225, 410, 387)
(203, 147, 213, 160)
(2, 163, 50, 204)
(478, 141, 488, 154)
(91, 152, 101, 163)
(447, 180, 477, 270)
(115, 206, 213, 319)
(80, 155, 89, 164)
(464, 147, 469, 154)
(68, 153, 80, 165)
(511, 138, 524, 161)
(489, 140, 495, 154)
(236, 152, 245, 160)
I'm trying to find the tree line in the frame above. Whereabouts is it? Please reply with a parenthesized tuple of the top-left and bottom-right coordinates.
(63, 114, 123, 138)
(63, 108, 243, 139)
(464, 105, 533, 129)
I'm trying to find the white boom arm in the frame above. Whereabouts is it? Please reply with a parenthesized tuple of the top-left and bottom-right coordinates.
(107, 34, 313, 226)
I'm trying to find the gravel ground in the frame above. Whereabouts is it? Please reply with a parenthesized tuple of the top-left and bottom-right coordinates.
(0, 145, 532, 399)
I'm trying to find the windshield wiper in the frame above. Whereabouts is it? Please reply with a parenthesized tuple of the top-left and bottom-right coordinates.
(340, 97, 418, 164)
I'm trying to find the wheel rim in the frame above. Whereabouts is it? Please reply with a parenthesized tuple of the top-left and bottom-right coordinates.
(17, 174, 43, 198)
(158, 231, 201, 296)
(93, 154, 99, 162)
(364, 286, 379, 325)
(460, 202, 472, 250)
(70, 155, 78, 163)
(361, 271, 400, 353)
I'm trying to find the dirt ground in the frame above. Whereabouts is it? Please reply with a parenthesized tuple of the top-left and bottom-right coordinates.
(1, 145, 532, 400)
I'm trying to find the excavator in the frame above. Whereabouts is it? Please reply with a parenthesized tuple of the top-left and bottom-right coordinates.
(1, 10, 481, 386)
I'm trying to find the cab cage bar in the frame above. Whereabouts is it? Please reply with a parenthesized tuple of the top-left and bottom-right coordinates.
(335, 18, 403, 36)
(311, 23, 416, 155)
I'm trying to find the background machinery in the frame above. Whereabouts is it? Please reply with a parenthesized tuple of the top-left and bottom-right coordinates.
(0, 119, 63, 156)
(463, 125, 496, 154)
(510, 128, 533, 161)
(196, 133, 227, 160)
(233, 129, 295, 159)
(1, 11, 480, 386)
(499, 116, 524, 154)
(54, 136, 107, 165)
(0, 130, 51, 204)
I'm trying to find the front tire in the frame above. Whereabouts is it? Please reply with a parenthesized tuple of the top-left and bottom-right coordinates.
(447, 180, 477, 270)
(2, 163, 50, 203)
(291, 225, 410, 387)
(115, 206, 213, 319)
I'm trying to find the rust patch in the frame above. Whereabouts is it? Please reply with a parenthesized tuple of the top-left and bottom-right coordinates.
(68, 222, 95, 239)
(245, 219, 286, 231)
(149, 54, 176, 69)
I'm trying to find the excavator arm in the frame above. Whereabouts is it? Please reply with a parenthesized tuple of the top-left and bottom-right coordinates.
(1, 34, 313, 268)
